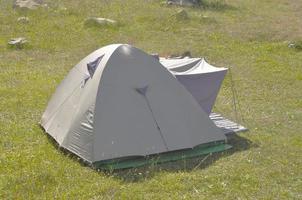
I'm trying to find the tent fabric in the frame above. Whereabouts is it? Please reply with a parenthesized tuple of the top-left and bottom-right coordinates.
(41, 44, 227, 165)
(93, 141, 232, 170)
(160, 58, 228, 115)
(159, 57, 202, 72)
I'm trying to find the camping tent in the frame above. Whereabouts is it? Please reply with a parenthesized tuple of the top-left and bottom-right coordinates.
(160, 58, 228, 115)
(41, 44, 230, 169)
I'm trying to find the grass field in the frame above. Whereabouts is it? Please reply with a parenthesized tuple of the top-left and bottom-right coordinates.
(1, 0, 302, 199)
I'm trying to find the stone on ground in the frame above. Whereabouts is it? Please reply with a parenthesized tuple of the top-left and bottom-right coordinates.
(17, 17, 30, 23)
(288, 41, 302, 50)
(13, 0, 46, 10)
(84, 17, 118, 27)
(166, 0, 199, 7)
(8, 38, 27, 49)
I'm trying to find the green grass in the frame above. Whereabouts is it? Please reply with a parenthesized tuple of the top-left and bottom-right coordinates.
(1, 0, 302, 199)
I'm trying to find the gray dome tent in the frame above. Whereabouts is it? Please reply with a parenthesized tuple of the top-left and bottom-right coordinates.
(41, 44, 230, 169)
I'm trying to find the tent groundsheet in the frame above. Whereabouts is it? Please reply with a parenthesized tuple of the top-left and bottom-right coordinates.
(93, 141, 232, 170)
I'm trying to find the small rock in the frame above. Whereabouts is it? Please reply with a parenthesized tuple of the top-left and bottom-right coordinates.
(17, 16, 29, 23)
(175, 9, 189, 20)
(84, 17, 118, 27)
(166, 0, 199, 7)
(13, 0, 44, 10)
(166, 1, 173, 5)
(8, 37, 27, 49)
(288, 41, 302, 50)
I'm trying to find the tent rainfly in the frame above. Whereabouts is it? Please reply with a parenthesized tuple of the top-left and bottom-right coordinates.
(41, 44, 231, 170)
(160, 57, 228, 115)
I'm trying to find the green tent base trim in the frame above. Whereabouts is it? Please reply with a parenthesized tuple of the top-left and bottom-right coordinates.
(92, 141, 232, 170)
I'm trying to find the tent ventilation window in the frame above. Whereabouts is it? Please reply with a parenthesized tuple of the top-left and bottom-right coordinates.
(135, 85, 148, 96)
(87, 55, 104, 78)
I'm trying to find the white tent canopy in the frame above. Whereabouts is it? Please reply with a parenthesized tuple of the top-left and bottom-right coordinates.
(159, 57, 202, 72)
(160, 58, 228, 114)
(41, 44, 227, 164)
